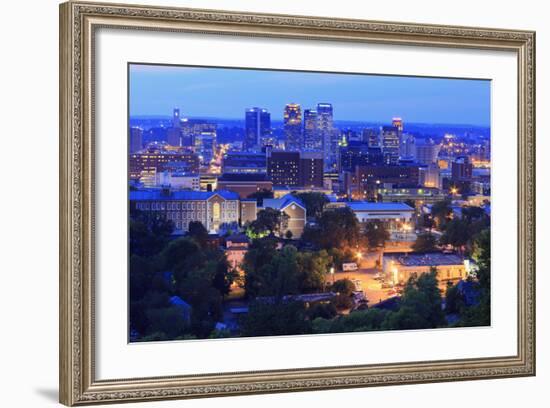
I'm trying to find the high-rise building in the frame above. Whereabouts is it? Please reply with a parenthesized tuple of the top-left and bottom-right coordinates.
(317, 103, 335, 169)
(451, 156, 473, 181)
(267, 151, 300, 186)
(299, 151, 324, 188)
(172, 108, 181, 128)
(363, 128, 380, 148)
(283, 103, 302, 151)
(392, 117, 403, 132)
(166, 127, 182, 147)
(401, 134, 416, 159)
(303, 109, 320, 150)
(195, 131, 217, 165)
(129, 127, 143, 153)
(181, 119, 216, 147)
(244, 107, 271, 151)
(414, 138, 441, 165)
(419, 164, 442, 189)
(381, 126, 400, 165)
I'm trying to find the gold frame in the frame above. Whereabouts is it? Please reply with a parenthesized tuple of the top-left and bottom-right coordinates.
(59, 1, 536, 405)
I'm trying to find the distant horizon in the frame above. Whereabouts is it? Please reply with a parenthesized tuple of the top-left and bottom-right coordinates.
(129, 63, 491, 127)
(129, 114, 490, 129)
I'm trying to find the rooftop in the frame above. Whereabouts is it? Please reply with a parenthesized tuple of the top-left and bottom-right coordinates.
(347, 202, 414, 212)
(130, 189, 239, 201)
(218, 173, 270, 182)
(384, 252, 465, 267)
(262, 194, 305, 211)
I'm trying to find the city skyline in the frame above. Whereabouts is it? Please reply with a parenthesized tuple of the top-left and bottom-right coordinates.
(129, 64, 491, 127)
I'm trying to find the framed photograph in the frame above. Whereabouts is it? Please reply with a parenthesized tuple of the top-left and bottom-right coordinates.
(59, 1, 536, 405)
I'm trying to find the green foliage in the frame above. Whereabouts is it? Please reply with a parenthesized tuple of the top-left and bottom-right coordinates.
(383, 269, 446, 330)
(285, 230, 293, 240)
(311, 308, 390, 334)
(293, 192, 329, 219)
(306, 302, 337, 320)
(330, 278, 356, 295)
(440, 218, 470, 249)
(129, 209, 174, 256)
(304, 207, 361, 250)
(187, 221, 209, 248)
(412, 233, 438, 252)
(364, 220, 390, 249)
(327, 247, 358, 270)
(445, 283, 466, 314)
(249, 208, 289, 237)
(240, 300, 310, 337)
(296, 250, 331, 293)
(430, 199, 452, 229)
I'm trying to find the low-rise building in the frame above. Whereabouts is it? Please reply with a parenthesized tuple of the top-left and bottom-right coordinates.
(262, 194, 307, 238)
(224, 234, 250, 272)
(382, 252, 468, 288)
(130, 189, 254, 234)
(216, 173, 273, 198)
(345, 202, 414, 231)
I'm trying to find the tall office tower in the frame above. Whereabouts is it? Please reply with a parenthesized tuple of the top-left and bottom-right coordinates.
(283, 103, 302, 152)
(401, 134, 416, 158)
(381, 125, 400, 165)
(267, 151, 300, 186)
(392, 117, 404, 132)
(166, 127, 182, 147)
(303, 109, 320, 150)
(391, 117, 406, 157)
(451, 156, 473, 181)
(173, 108, 181, 128)
(414, 138, 440, 165)
(244, 107, 271, 151)
(363, 128, 380, 147)
(195, 131, 217, 165)
(316, 103, 335, 168)
(129, 127, 143, 153)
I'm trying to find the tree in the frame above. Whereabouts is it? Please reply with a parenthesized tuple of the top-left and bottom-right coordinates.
(285, 230, 293, 240)
(412, 233, 438, 252)
(249, 208, 288, 237)
(307, 207, 361, 250)
(296, 250, 331, 293)
(364, 220, 390, 250)
(440, 218, 470, 251)
(242, 237, 278, 298)
(188, 221, 209, 248)
(240, 300, 310, 337)
(430, 199, 452, 229)
(330, 278, 356, 295)
(129, 209, 174, 256)
(294, 192, 329, 219)
(382, 268, 446, 330)
(445, 283, 466, 314)
(247, 188, 274, 206)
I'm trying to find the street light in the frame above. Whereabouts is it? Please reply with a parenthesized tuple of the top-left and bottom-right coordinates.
(330, 266, 335, 285)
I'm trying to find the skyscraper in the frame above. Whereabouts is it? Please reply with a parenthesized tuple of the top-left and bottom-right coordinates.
(317, 103, 335, 169)
(283, 103, 302, 152)
(267, 151, 300, 186)
(172, 108, 181, 128)
(303, 109, 320, 150)
(414, 138, 440, 165)
(381, 126, 400, 165)
(129, 127, 143, 153)
(363, 128, 380, 148)
(244, 107, 271, 151)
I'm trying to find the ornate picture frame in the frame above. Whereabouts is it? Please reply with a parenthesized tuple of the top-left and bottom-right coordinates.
(59, 1, 535, 405)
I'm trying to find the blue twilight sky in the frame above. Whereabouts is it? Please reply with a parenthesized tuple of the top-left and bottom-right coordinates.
(129, 64, 491, 126)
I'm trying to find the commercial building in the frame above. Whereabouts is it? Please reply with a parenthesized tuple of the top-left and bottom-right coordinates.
(262, 194, 307, 238)
(283, 103, 302, 151)
(317, 103, 335, 168)
(414, 138, 440, 165)
(216, 173, 273, 198)
(344, 202, 414, 230)
(451, 156, 473, 181)
(130, 189, 257, 234)
(129, 127, 143, 153)
(419, 164, 442, 189)
(303, 109, 320, 150)
(382, 252, 468, 288)
(381, 125, 400, 165)
(224, 234, 250, 272)
(154, 171, 200, 191)
(222, 152, 267, 174)
(299, 151, 324, 188)
(181, 119, 216, 147)
(129, 149, 200, 180)
(376, 187, 446, 208)
(267, 150, 324, 188)
(244, 107, 271, 151)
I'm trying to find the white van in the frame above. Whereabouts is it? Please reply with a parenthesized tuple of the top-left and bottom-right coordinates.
(342, 262, 358, 271)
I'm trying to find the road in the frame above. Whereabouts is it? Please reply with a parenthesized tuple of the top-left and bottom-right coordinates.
(329, 267, 397, 306)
